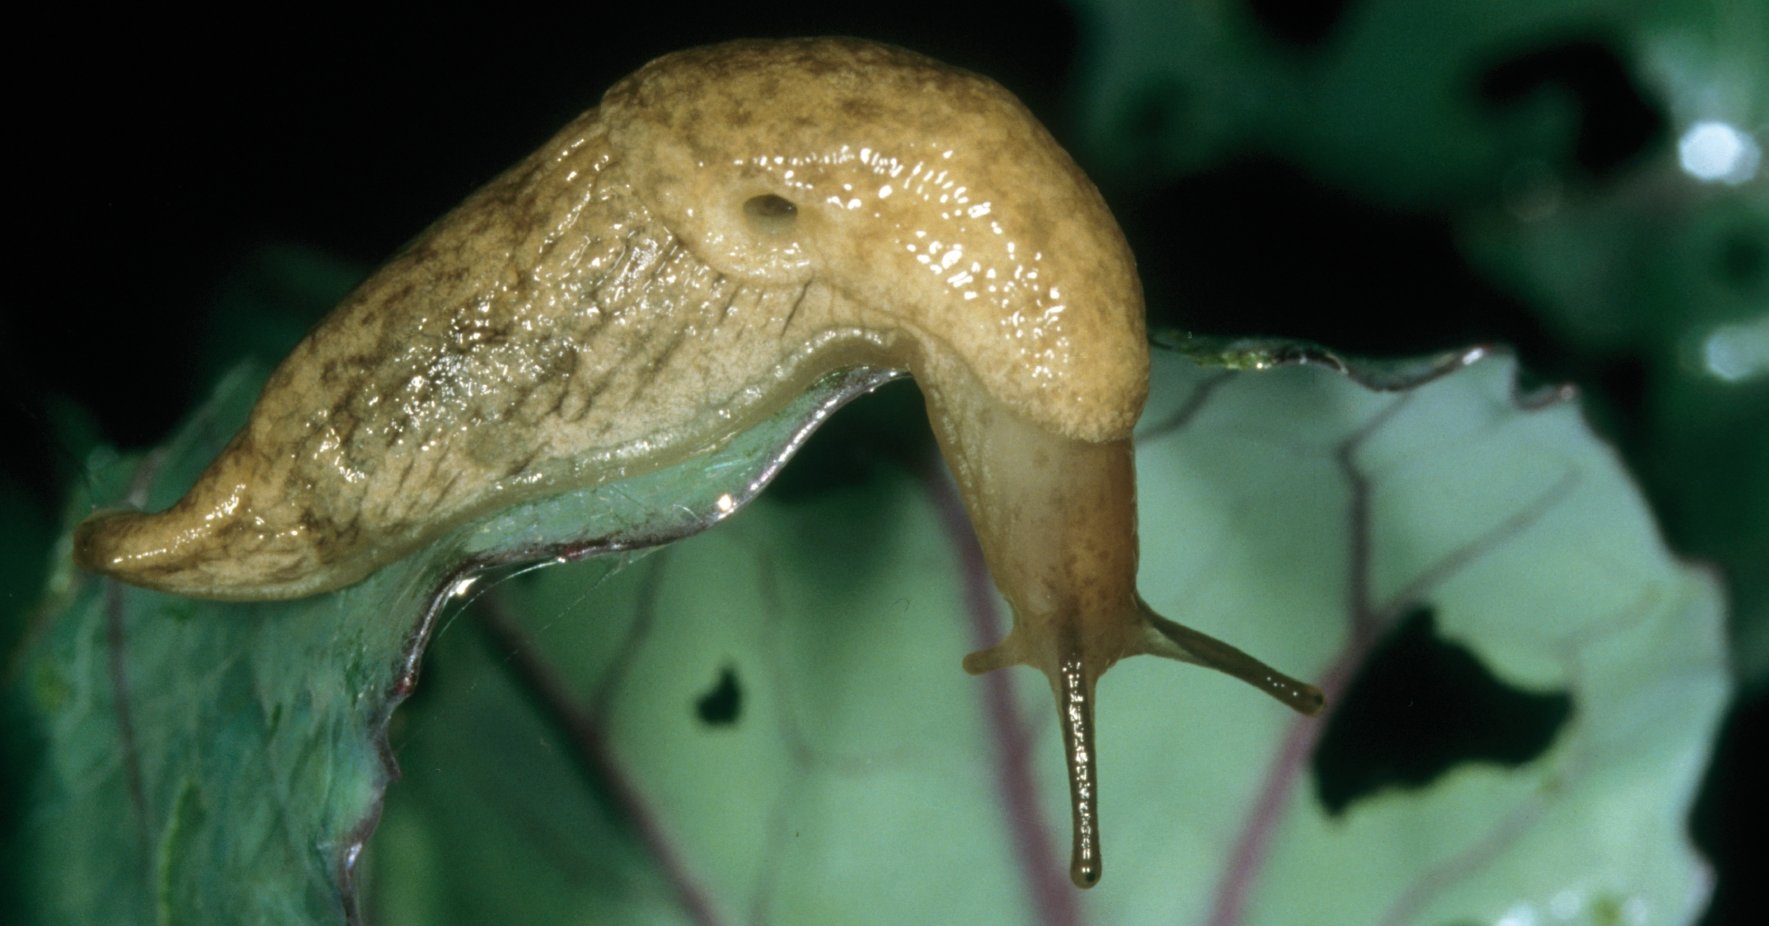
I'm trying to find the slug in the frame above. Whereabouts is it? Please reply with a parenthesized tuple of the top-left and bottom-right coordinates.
(73, 37, 1322, 887)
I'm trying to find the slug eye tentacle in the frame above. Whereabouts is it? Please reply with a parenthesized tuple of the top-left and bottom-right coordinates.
(1139, 603, 1328, 716)
(1057, 652, 1103, 888)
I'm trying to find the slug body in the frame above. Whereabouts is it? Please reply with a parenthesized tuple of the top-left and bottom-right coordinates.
(75, 38, 1320, 887)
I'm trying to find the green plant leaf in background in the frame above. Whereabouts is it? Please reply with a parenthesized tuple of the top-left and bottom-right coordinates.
(11, 338, 1726, 923)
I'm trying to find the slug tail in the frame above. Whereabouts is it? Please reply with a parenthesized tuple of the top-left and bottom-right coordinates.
(71, 467, 349, 602)
(73, 510, 146, 577)
(72, 506, 232, 597)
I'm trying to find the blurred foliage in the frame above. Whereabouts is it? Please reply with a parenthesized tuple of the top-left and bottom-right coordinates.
(1068, 0, 1769, 686)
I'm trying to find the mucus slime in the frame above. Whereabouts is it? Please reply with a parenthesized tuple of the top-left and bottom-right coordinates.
(74, 38, 1323, 888)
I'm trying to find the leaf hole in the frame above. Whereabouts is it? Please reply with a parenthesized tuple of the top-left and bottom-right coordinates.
(694, 664, 742, 727)
(1311, 607, 1572, 815)
(1478, 39, 1667, 177)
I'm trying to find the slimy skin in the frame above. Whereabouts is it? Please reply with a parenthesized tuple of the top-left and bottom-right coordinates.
(73, 38, 1321, 888)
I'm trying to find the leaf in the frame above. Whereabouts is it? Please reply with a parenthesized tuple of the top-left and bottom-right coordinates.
(8, 360, 899, 925)
(12, 346, 1726, 924)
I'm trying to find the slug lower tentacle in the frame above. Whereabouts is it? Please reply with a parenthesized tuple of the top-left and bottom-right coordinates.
(73, 37, 1322, 887)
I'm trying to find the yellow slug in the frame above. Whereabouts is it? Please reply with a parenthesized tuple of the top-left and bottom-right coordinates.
(73, 37, 1322, 888)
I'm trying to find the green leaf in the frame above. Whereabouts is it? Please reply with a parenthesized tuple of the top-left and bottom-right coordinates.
(12, 346, 1726, 924)
(9, 359, 898, 925)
